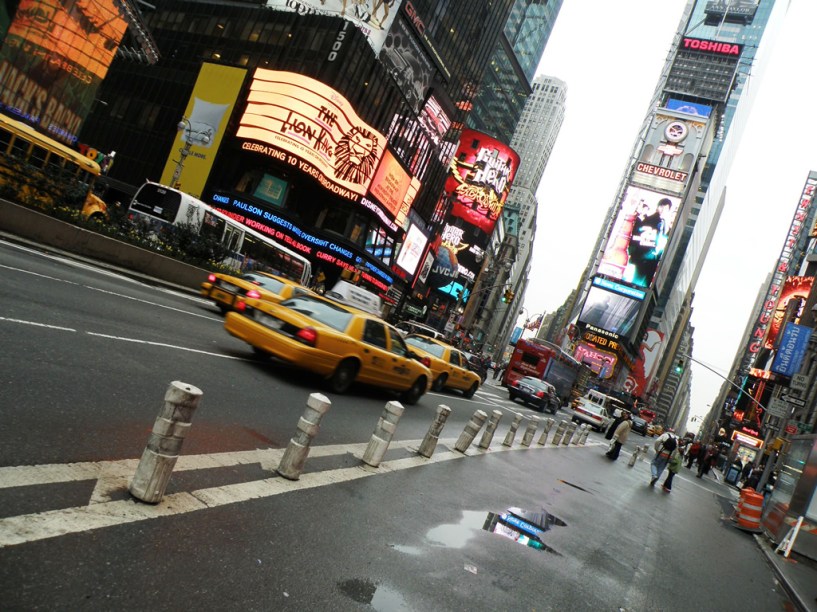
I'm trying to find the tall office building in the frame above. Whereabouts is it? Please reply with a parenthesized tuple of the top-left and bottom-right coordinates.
(474, 75, 567, 352)
(564, 0, 789, 423)
(467, 0, 563, 144)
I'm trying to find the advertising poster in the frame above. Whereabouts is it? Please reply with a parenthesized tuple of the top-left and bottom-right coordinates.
(238, 69, 386, 201)
(395, 222, 428, 276)
(161, 63, 247, 198)
(265, 0, 401, 53)
(598, 184, 682, 288)
(624, 329, 665, 397)
(446, 129, 519, 236)
(764, 275, 815, 349)
(0, 0, 128, 144)
(771, 323, 812, 377)
(379, 15, 434, 113)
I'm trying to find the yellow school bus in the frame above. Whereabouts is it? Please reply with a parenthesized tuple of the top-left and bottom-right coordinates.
(0, 113, 107, 220)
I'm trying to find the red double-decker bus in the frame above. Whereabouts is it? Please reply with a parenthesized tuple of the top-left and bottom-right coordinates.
(502, 338, 586, 404)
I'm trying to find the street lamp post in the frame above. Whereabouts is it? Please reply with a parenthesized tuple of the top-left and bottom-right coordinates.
(170, 117, 211, 190)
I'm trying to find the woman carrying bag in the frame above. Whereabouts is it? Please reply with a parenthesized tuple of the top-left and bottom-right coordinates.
(662, 447, 683, 492)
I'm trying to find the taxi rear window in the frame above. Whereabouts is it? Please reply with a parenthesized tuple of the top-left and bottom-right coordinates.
(281, 295, 353, 331)
(244, 274, 285, 294)
(406, 335, 445, 358)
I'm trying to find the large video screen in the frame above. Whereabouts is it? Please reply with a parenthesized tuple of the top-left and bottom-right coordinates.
(597, 185, 682, 288)
(0, 0, 128, 144)
(578, 285, 642, 337)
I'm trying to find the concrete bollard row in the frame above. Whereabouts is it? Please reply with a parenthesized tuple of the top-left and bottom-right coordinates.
(521, 416, 539, 447)
(130, 381, 203, 504)
(628, 445, 641, 467)
(503, 414, 524, 447)
(571, 424, 584, 445)
(363, 400, 405, 467)
(455, 409, 488, 453)
(276, 393, 332, 480)
(551, 420, 568, 445)
(418, 404, 451, 458)
(538, 418, 555, 445)
(478, 410, 504, 450)
(562, 422, 578, 445)
(578, 424, 590, 445)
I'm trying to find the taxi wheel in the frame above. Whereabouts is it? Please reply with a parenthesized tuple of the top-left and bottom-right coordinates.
(432, 373, 448, 392)
(329, 359, 359, 394)
(401, 376, 427, 405)
(463, 382, 478, 399)
(251, 346, 270, 359)
(218, 304, 229, 315)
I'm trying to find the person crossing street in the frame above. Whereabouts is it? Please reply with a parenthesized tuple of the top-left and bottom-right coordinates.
(650, 429, 678, 487)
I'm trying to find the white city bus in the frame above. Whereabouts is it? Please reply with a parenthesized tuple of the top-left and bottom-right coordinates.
(127, 182, 311, 285)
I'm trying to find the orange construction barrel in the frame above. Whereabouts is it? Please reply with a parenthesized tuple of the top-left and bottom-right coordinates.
(736, 490, 764, 532)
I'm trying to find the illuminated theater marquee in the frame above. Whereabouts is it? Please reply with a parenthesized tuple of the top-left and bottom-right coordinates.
(237, 69, 386, 201)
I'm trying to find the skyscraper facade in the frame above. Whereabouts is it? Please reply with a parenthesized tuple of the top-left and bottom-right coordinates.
(564, 0, 789, 423)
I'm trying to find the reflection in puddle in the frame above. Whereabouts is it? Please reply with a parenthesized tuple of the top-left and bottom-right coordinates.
(483, 506, 566, 555)
(337, 579, 410, 611)
(426, 510, 486, 548)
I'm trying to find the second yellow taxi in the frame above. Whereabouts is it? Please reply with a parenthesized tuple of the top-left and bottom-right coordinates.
(224, 293, 433, 404)
(201, 271, 310, 313)
(403, 334, 481, 398)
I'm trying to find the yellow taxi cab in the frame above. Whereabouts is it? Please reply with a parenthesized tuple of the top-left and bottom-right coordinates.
(201, 271, 310, 314)
(648, 423, 664, 437)
(402, 334, 481, 398)
(224, 293, 433, 404)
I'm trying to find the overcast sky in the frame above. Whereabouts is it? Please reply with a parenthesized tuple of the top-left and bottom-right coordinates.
(525, 0, 817, 430)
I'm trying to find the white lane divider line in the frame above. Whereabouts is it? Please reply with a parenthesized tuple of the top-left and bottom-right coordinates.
(0, 317, 76, 332)
(85, 332, 252, 360)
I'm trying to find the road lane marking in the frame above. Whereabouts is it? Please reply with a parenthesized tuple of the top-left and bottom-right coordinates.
(0, 440, 604, 547)
(0, 317, 76, 332)
(85, 332, 252, 360)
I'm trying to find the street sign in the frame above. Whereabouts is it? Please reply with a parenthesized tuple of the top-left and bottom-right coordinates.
(766, 398, 790, 418)
(781, 394, 806, 407)
(791, 373, 809, 392)
(785, 424, 798, 435)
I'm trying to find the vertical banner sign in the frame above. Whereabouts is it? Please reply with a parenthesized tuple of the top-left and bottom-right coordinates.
(771, 323, 812, 377)
(0, 0, 128, 144)
(160, 63, 247, 198)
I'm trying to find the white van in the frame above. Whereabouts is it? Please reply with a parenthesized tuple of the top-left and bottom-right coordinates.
(324, 280, 383, 316)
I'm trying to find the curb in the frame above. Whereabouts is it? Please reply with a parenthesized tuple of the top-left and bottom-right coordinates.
(754, 534, 814, 612)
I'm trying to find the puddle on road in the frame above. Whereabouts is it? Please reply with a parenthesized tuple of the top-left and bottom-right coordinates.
(424, 507, 567, 556)
(337, 578, 410, 611)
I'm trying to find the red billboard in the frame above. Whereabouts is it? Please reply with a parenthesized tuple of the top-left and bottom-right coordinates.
(446, 129, 519, 235)
(764, 276, 815, 350)
(0, 0, 128, 144)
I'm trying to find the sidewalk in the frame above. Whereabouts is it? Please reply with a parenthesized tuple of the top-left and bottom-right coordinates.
(755, 531, 817, 611)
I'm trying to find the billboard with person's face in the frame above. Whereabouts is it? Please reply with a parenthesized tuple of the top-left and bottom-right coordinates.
(597, 185, 682, 289)
(578, 278, 645, 337)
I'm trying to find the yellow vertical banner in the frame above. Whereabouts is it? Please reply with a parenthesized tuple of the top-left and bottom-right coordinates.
(160, 63, 247, 197)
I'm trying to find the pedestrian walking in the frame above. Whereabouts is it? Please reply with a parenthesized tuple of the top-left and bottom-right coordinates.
(662, 447, 683, 492)
(685, 440, 701, 468)
(605, 412, 632, 461)
(696, 444, 719, 478)
(650, 430, 677, 486)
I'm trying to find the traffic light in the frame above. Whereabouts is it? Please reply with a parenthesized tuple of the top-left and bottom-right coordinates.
(674, 359, 684, 374)
(502, 288, 513, 303)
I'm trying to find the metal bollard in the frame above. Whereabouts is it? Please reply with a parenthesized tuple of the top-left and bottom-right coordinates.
(521, 416, 539, 447)
(455, 409, 488, 453)
(418, 404, 452, 458)
(363, 401, 405, 467)
(478, 410, 504, 450)
(537, 417, 555, 445)
(503, 414, 524, 447)
(551, 420, 568, 445)
(562, 422, 578, 445)
(628, 445, 641, 467)
(130, 381, 203, 503)
(277, 393, 332, 480)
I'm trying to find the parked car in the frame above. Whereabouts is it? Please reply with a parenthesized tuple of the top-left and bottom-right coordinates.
(631, 416, 649, 436)
(403, 334, 481, 398)
(508, 376, 560, 413)
(201, 271, 310, 314)
(224, 293, 432, 404)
